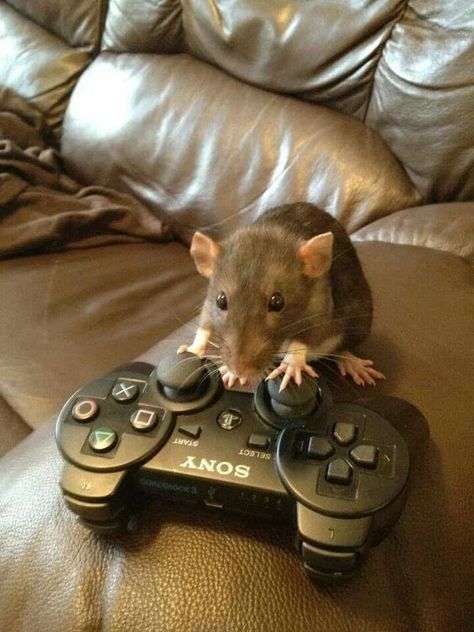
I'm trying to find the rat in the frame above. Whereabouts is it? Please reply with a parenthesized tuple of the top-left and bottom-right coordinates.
(178, 202, 384, 391)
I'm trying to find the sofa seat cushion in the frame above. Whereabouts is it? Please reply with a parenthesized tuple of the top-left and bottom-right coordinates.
(0, 242, 204, 429)
(0, 238, 471, 631)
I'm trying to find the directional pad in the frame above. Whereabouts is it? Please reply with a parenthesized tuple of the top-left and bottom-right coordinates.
(350, 444, 378, 469)
(307, 437, 334, 460)
(326, 459, 353, 485)
(333, 422, 357, 446)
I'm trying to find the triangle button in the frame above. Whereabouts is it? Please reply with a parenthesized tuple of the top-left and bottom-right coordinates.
(89, 427, 118, 452)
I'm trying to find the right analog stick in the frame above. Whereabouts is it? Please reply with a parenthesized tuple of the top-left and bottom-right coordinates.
(267, 374, 318, 418)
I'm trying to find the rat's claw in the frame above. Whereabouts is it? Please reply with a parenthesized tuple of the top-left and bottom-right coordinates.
(267, 359, 318, 392)
(279, 370, 292, 392)
(294, 367, 302, 386)
(266, 365, 286, 381)
(337, 352, 385, 386)
(221, 368, 240, 389)
(304, 364, 319, 379)
(177, 344, 188, 354)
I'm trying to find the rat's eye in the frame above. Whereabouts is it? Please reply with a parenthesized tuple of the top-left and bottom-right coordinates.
(268, 293, 285, 312)
(216, 291, 228, 310)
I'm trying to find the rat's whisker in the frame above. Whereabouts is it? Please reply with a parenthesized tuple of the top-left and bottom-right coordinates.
(177, 363, 212, 391)
(281, 299, 372, 333)
(317, 359, 363, 398)
(287, 313, 373, 338)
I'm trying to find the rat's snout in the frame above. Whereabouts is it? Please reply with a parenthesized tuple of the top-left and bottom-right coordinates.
(222, 335, 271, 379)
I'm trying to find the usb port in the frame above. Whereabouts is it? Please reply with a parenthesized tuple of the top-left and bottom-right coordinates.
(203, 500, 224, 509)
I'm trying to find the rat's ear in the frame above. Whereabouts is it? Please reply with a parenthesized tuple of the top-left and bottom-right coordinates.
(297, 232, 334, 278)
(190, 231, 220, 278)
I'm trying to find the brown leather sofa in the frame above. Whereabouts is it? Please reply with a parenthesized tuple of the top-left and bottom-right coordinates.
(0, 1, 473, 630)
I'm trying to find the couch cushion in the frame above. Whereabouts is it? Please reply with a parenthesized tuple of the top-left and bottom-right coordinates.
(0, 3, 91, 138)
(103, 0, 403, 118)
(353, 201, 474, 264)
(0, 239, 472, 631)
(0, 242, 204, 428)
(4, 0, 105, 51)
(366, 0, 474, 202)
(62, 53, 421, 243)
(100, 0, 474, 204)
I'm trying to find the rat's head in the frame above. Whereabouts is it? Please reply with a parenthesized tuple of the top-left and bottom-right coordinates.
(190, 224, 333, 380)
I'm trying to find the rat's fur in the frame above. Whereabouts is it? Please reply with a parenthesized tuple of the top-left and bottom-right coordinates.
(198, 202, 372, 378)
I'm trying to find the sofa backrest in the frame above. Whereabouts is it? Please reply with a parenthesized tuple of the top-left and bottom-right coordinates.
(1, 0, 472, 237)
(100, 0, 474, 203)
(61, 52, 421, 242)
(0, 0, 105, 136)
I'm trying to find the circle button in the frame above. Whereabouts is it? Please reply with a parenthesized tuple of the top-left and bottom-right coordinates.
(72, 399, 99, 422)
(217, 409, 243, 430)
(88, 427, 118, 453)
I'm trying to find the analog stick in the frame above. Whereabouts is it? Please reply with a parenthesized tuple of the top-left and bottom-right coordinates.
(155, 352, 207, 402)
(266, 374, 318, 417)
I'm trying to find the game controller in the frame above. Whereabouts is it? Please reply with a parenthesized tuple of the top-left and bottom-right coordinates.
(56, 352, 411, 583)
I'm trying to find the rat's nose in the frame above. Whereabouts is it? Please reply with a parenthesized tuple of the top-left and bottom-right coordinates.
(231, 353, 262, 379)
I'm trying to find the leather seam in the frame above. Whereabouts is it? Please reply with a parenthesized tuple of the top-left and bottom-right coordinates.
(363, 0, 411, 123)
(0, 388, 33, 432)
(97, 0, 109, 53)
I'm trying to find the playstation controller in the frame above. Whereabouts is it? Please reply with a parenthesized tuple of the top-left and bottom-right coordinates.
(56, 352, 413, 583)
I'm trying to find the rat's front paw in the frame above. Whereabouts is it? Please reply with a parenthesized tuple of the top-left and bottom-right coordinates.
(218, 366, 247, 389)
(337, 351, 385, 386)
(177, 327, 211, 358)
(177, 342, 206, 357)
(266, 352, 318, 392)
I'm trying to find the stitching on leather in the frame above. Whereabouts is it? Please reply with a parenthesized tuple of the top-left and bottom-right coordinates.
(363, 0, 411, 123)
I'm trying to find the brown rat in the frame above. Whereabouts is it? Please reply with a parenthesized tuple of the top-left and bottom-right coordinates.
(179, 202, 384, 389)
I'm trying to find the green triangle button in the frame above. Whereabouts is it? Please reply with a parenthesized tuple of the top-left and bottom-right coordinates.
(89, 427, 118, 452)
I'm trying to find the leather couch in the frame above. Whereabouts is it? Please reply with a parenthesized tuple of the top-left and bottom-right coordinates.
(0, 1, 473, 630)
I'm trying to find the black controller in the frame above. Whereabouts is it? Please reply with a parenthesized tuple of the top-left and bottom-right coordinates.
(56, 352, 412, 583)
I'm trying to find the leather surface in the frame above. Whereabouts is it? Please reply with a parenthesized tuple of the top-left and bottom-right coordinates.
(353, 202, 474, 264)
(0, 242, 205, 428)
(0, 241, 472, 631)
(0, 396, 31, 458)
(4, 0, 105, 50)
(62, 53, 420, 243)
(103, 0, 404, 119)
(0, 0, 473, 628)
(101, 0, 474, 203)
(366, 0, 474, 202)
(0, 2, 90, 137)
(103, 0, 183, 54)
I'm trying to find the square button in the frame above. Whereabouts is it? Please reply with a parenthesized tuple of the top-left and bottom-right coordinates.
(130, 409, 158, 432)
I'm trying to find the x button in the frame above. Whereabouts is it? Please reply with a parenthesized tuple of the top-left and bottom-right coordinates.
(112, 381, 139, 403)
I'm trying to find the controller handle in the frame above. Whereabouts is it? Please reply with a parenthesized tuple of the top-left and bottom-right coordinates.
(155, 352, 207, 402)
